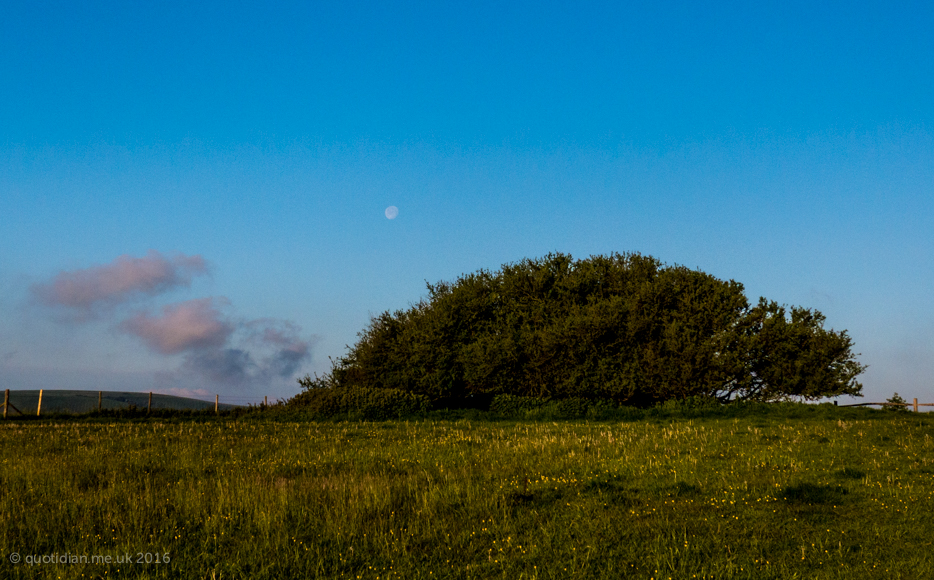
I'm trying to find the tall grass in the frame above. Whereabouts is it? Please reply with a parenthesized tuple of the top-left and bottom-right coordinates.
(1, 411, 933, 578)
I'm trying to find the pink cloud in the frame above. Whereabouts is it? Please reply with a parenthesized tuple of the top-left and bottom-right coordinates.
(32, 250, 208, 311)
(29, 250, 316, 392)
(121, 298, 233, 355)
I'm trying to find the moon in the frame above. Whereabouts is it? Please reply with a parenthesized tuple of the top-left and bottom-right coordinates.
(385, 206, 399, 220)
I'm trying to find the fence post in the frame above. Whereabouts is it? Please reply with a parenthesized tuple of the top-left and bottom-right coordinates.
(914, 398, 919, 413)
(264, 395, 268, 407)
(37, 389, 43, 416)
(148, 392, 152, 413)
(3, 389, 8, 419)
(98, 391, 102, 411)
(215, 394, 219, 414)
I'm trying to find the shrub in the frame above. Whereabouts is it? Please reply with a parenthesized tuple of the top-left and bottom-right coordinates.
(489, 394, 549, 416)
(884, 392, 909, 412)
(287, 385, 430, 420)
(307, 252, 865, 407)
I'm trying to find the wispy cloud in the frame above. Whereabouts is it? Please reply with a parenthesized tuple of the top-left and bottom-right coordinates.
(245, 320, 312, 378)
(180, 348, 256, 384)
(120, 298, 233, 354)
(123, 299, 315, 388)
(176, 319, 315, 386)
(31, 250, 208, 316)
(30, 250, 315, 393)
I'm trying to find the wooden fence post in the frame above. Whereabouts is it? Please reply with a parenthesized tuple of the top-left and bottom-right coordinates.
(215, 394, 219, 414)
(1, 390, 21, 417)
(148, 391, 152, 413)
(98, 391, 102, 411)
(914, 398, 919, 413)
(264, 395, 268, 407)
(37, 389, 43, 416)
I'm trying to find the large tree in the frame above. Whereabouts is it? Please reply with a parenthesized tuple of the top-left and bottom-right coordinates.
(308, 253, 864, 406)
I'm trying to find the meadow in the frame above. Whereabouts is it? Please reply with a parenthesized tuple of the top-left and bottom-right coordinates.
(1, 409, 932, 579)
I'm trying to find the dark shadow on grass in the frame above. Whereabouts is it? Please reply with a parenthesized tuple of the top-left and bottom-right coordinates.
(833, 467, 866, 480)
(580, 475, 641, 507)
(782, 482, 849, 505)
(506, 487, 566, 508)
(670, 481, 702, 496)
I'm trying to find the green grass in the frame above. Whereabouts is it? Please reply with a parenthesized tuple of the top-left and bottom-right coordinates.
(1, 411, 933, 579)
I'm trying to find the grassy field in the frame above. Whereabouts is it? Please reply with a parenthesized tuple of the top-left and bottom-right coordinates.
(0, 410, 932, 579)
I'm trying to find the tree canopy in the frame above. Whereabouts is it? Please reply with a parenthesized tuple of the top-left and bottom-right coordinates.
(304, 253, 864, 406)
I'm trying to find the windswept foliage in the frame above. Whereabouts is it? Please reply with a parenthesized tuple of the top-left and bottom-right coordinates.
(304, 253, 863, 406)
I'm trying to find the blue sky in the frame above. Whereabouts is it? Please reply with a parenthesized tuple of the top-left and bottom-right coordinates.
(1, 0, 932, 404)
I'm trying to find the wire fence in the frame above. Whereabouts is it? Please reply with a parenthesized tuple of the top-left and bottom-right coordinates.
(1, 389, 288, 417)
(837, 399, 932, 412)
(2, 389, 932, 417)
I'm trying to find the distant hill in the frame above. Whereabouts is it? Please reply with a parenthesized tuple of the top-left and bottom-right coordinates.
(2, 390, 241, 415)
